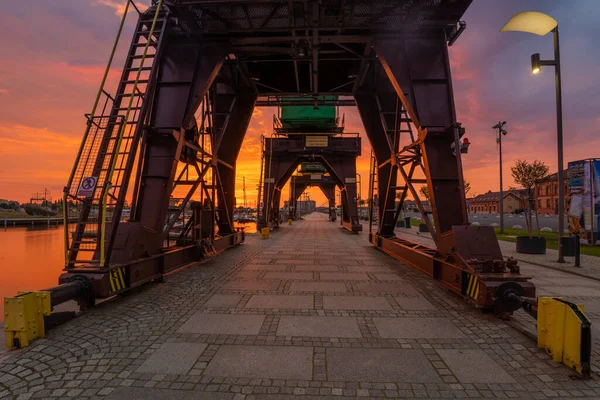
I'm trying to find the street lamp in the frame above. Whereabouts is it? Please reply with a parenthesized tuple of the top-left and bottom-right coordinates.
(493, 121, 507, 233)
(501, 11, 565, 263)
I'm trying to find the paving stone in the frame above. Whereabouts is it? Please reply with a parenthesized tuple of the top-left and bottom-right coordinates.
(202, 294, 243, 308)
(323, 296, 392, 310)
(374, 273, 403, 281)
(245, 295, 314, 309)
(276, 316, 362, 338)
(136, 343, 207, 375)
(264, 272, 314, 280)
(222, 280, 280, 291)
(204, 346, 313, 380)
(177, 313, 265, 335)
(290, 282, 347, 293)
(394, 296, 437, 311)
(106, 387, 233, 399)
(346, 266, 393, 272)
(373, 318, 466, 339)
(295, 265, 339, 272)
(319, 272, 370, 281)
(327, 348, 441, 383)
(233, 271, 263, 279)
(243, 265, 288, 271)
(437, 349, 516, 383)
(356, 282, 420, 295)
(255, 396, 353, 400)
(275, 259, 311, 264)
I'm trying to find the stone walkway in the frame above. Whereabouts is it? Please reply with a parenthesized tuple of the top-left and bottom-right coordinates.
(1, 214, 599, 399)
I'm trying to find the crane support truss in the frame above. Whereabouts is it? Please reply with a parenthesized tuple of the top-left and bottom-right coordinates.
(289, 174, 337, 222)
(56, 0, 534, 312)
(258, 135, 361, 233)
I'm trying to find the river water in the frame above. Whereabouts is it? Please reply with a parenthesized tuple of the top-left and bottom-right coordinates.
(0, 222, 257, 320)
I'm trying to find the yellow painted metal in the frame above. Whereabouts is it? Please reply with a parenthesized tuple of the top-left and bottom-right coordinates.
(288, 219, 292, 225)
(4, 292, 51, 349)
(100, 0, 164, 266)
(261, 228, 270, 239)
(63, 0, 133, 266)
(537, 297, 590, 375)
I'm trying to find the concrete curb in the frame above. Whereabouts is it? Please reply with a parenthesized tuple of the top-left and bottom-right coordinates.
(509, 256, 600, 282)
(397, 229, 600, 282)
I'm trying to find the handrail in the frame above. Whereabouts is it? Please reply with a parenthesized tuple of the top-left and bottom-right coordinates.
(100, 0, 164, 267)
(63, 0, 132, 266)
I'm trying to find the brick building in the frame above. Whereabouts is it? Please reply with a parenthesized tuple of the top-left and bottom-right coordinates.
(535, 171, 567, 215)
(468, 190, 526, 214)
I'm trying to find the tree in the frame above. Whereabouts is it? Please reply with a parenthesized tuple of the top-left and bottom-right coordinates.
(511, 160, 549, 238)
(419, 186, 429, 201)
(464, 181, 471, 196)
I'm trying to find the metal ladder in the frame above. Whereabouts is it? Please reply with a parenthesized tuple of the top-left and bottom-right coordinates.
(64, 3, 167, 267)
(368, 150, 378, 233)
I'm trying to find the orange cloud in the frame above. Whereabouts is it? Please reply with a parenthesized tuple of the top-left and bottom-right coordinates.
(0, 124, 79, 201)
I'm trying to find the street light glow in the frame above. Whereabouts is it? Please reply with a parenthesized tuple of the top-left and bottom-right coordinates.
(531, 53, 542, 74)
(500, 11, 558, 36)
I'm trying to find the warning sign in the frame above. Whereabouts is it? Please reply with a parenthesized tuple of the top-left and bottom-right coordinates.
(77, 176, 98, 198)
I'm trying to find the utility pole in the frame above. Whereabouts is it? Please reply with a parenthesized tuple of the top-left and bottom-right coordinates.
(242, 176, 247, 210)
(493, 121, 507, 233)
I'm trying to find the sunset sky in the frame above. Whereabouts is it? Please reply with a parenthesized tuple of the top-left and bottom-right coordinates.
(1, 0, 599, 207)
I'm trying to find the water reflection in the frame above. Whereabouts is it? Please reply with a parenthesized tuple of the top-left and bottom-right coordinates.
(0, 225, 65, 320)
(0, 222, 258, 320)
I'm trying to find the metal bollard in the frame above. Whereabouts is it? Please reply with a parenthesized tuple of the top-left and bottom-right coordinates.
(261, 227, 270, 240)
(575, 233, 581, 267)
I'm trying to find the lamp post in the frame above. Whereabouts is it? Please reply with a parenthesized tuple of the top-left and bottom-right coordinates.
(356, 173, 361, 217)
(501, 11, 565, 263)
(493, 121, 507, 233)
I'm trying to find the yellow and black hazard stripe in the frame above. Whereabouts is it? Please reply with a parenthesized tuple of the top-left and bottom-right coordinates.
(108, 267, 127, 294)
(462, 272, 480, 300)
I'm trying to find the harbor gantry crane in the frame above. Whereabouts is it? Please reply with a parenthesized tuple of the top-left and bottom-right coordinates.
(3, 1, 591, 377)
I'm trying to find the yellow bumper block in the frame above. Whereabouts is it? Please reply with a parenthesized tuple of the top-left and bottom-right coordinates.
(537, 297, 591, 376)
(4, 291, 51, 349)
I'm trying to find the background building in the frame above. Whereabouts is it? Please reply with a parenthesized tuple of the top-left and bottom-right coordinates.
(468, 190, 525, 214)
(297, 200, 316, 213)
(535, 171, 568, 215)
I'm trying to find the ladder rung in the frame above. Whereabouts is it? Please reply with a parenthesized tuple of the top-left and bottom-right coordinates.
(114, 107, 142, 111)
(134, 41, 159, 47)
(125, 66, 153, 72)
(130, 54, 156, 60)
(122, 79, 149, 84)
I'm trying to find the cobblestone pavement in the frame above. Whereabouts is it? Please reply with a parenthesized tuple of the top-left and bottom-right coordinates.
(1, 214, 599, 399)
(398, 227, 600, 380)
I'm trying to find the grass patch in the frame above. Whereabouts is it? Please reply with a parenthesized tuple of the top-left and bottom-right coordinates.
(494, 227, 600, 257)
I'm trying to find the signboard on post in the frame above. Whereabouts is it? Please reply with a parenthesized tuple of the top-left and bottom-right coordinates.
(77, 176, 98, 198)
(568, 159, 599, 242)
